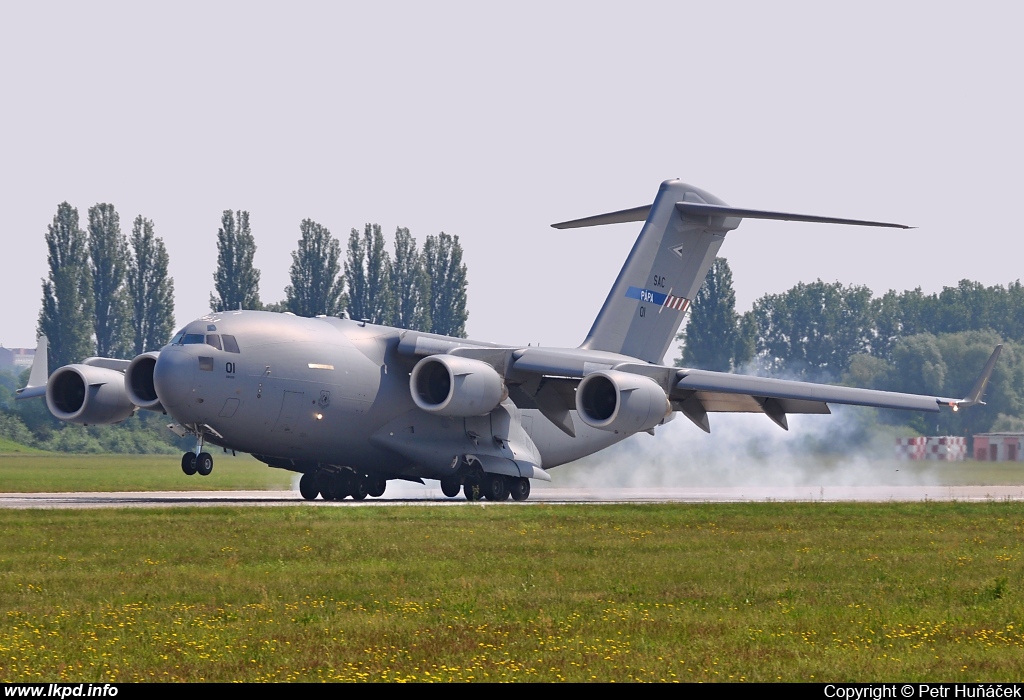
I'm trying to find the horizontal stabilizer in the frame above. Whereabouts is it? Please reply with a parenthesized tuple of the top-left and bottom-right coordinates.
(675, 202, 912, 229)
(551, 200, 911, 231)
(551, 205, 651, 229)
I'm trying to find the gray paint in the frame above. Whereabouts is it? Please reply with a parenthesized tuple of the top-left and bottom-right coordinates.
(20, 182, 999, 491)
(579, 180, 737, 364)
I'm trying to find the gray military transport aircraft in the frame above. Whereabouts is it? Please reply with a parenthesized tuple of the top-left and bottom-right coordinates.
(17, 180, 1002, 501)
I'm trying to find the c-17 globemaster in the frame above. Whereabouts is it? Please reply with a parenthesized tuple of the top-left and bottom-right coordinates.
(17, 180, 1001, 501)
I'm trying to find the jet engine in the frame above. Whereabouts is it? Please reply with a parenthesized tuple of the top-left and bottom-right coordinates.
(46, 365, 135, 425)
(125, 352, 164, 412)
(410, 355, 506, 417)
(576, 369, 670, 434)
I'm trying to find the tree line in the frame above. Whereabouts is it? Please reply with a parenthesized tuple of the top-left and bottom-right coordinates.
(38, 203, 175, 369)
(37, 204, 469, 369)
(679, 259, 1024, 436)
(208, 213, 468, 339)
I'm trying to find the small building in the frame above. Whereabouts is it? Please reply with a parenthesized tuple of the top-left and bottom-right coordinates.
(896, 436, 967, 461)
(973, 433, 1024, 462)
(0, 346, 35, 375)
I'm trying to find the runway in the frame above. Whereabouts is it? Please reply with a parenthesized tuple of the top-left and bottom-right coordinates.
(2, 484, 1024, 509)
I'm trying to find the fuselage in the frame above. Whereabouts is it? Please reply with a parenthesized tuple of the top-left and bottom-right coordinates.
(152, 310, 628, 479)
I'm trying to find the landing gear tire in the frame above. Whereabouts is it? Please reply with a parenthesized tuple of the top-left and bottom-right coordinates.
(440, 476, 461, 498)
(511, 477, 531, 502)
(195, 452, 214, 476)
(482, 474, 510, 501)
(351, 477, 368, 501)
(368, 476, 386, 498)
(181, 452, 197, 476)
(463, 475, 483, 502)
(319, 474, 339, 501)
(299, 472, 320, 501)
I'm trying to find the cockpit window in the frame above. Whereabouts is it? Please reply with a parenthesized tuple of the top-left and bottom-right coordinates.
(222, 335, 241, 354)
(170, 330, 185, 345)
(181, 334, 205, 345)
(205, 334, 223, 351)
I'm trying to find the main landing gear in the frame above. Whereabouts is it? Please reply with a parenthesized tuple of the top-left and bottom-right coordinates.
(443, 472, 531, 502)
(299, 470, 388, 501)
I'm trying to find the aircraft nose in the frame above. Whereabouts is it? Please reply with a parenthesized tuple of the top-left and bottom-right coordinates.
(153, 346, 194, 412)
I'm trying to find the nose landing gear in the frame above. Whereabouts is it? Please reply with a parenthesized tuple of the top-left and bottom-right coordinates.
(180, 450, 214, 476)
(181, 430, 214, 476)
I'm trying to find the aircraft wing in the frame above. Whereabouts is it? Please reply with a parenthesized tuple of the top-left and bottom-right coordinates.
(401, 334, 1001, 435)
(667, 369, 950, 432)
(490, 344, 1002, 435)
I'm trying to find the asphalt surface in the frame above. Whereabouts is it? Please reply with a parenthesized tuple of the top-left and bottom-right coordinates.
(1, 484, 1024, 509)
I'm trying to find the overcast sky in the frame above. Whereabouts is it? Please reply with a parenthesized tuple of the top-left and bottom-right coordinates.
(2, 2, 1021, 361)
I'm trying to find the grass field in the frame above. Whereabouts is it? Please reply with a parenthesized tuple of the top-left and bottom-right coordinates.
(1, 502, 1022, 682)
(0, 452, 293, 492)
(0, 437, 46, 455)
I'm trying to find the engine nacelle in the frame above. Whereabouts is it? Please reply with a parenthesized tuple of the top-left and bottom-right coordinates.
(410, 355, 506, 417)
(125, 352, 164, 412)
(46, 365, 135, 425)
(576, 370, 671, 434)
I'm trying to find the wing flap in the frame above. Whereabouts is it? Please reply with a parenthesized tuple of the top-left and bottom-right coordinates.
(689, 391, 831, 415)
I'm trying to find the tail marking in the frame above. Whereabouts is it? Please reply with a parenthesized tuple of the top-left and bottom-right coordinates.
(624, 286, 691, 313)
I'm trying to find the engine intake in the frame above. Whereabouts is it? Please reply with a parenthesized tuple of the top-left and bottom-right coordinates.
(46, 365, 135, 425)
(576, 370, 670, 434)
(125, 352, 164, 412)
(410, 355, 506, 417)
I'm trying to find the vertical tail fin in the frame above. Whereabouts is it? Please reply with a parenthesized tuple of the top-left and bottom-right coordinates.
(555, 180, 739, 364)
(554, 180, 912, 365)
(16, 336, 49, 400)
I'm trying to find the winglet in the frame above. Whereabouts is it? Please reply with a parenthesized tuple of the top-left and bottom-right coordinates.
(951, 344, 1002, 409)
(15, 336, 49, 400)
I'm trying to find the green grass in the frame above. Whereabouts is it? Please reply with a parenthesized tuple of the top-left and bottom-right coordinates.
(0, 453, 293, 492)
(0, 437, 47, 455)
(1, 503, 1022, 682)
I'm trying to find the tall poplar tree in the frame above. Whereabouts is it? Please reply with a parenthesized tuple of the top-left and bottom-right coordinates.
(210, 210, 261, 311)
(423, 232, 468, 338)
(38, 203, 94, 369)
(676, 257, 741, 371)
(344, 227, 367, 321)
(88, 203, 129, 358)
(389, 227, 430, 330)
(345, 224, 392, 323)
(284, 219, 346, 317)
(127, 216, 176, 355)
